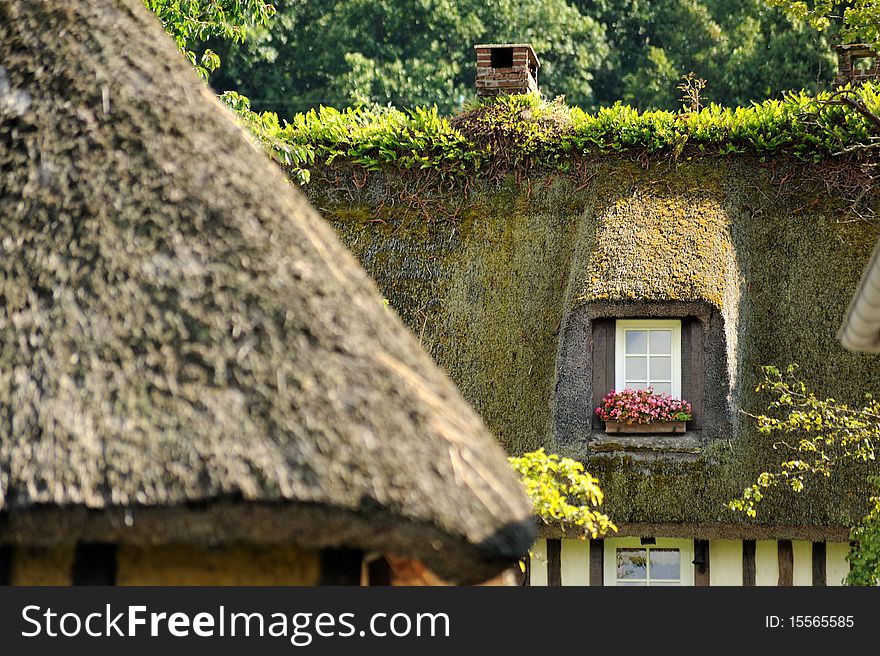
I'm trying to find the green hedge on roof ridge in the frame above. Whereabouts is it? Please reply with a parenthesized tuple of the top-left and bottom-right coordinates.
(222, 84, 880, 184)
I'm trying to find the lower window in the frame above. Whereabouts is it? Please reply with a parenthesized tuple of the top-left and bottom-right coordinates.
(604, 538, 694, 586)
(617, 547, 680, 586)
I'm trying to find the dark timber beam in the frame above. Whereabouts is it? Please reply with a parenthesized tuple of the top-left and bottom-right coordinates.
(0, 545, 12, 586)
(694, 539, 710, 586)
(515, 557, 531, 586)
(778, 540, 794, 587)
(743, 540, 756, 586)
(546, 538, 562, 587)
(812, 542, 826, 587)
(366, 555, 393, 586)
(319, 548, 363, 585)
(71, 543, 118, 586)
(589, 539, 604, 586)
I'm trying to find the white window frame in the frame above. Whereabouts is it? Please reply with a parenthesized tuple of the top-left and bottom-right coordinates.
(614, 319, 682, 398)
(603, 537, 695, 586)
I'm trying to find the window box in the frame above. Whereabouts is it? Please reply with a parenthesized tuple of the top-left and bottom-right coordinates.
(603, 420, 687, 434)
(596, 388, 692, 434)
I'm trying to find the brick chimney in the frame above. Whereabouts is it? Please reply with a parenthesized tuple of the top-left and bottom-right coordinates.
(475, 44, 540, 98)
(834, 43, 880, 87)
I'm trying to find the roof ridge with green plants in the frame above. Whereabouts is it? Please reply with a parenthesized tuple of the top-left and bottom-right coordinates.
(221, 84, 880, 185)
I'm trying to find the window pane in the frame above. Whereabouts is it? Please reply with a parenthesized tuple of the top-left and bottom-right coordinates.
(625, 330, 647, 354)
(650, 581, 680, 587)
(618, 581, 648, 586)
(651, 382, 672, 395)
(617, 548, 647, 580)
(649, 330, 672, 354)
(649, 549, 680, 580)
(625, 356, 647, 381)
(649, 356, 672, 381)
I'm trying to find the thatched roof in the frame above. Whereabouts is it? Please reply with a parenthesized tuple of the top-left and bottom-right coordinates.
(575, 189, 734, 311)
(305, 158, 880, 537)
(0, 0, 533, 582)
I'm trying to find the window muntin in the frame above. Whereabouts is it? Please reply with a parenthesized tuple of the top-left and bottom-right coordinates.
(615, 320, 681, 397)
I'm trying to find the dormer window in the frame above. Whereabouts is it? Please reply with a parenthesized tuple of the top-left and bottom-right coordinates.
(615, 320, 681, 397)
(580, 310, 710, 435)
(555, 301, 731, 445)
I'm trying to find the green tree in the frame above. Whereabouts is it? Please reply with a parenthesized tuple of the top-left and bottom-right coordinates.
(729, 365, 880, 585)
(767, 0, 880, 46)
(848, 485, 880, 585)
(146, 0, 276, 78)
(210, 0, 607, 117)
(581, 0, 835, 111)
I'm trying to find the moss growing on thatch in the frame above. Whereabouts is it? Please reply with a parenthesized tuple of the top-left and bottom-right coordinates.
(306, 156, 880, 535)
(575, 163, 733, 310)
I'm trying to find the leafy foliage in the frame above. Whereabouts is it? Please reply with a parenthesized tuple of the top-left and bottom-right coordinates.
(729, 365, 880, 585)
(220, 90, 315, 183)
(220, 86, 880, 183)
(677, 72, 708, 113)
(729, 364, 878, 516)
(768, 0, 880, 47)
(848, 479, 880, 585)
(145, 0, 275, 79)
(508, 449, 617, 538)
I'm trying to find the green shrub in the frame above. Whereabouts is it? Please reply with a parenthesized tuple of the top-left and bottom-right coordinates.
(223, 85, 880, 182)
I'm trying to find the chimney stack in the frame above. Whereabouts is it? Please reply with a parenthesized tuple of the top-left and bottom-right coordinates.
(833, 43, 880, 87)
(475, 44, 540, 98)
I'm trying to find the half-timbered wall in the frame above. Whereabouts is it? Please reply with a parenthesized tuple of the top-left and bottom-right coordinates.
(529, 538, 850, 587)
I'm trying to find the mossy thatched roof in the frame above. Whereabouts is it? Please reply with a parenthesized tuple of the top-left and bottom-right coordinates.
(305, 158, 880, 537)
(575, 186, 734, 310)
(0, 0, 533, 582)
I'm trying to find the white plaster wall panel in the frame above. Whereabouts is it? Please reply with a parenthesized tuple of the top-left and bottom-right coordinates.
(826, 542, 850, 587)
(755, 540, 778, 586)
(709, 539, 742, 586)
(561, 538, 591, 586)
(792, 540, 812, 586)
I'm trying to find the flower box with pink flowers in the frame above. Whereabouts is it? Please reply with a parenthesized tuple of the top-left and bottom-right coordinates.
(596, 388, 692, 434)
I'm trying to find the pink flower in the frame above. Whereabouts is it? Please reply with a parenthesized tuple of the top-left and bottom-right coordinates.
(596, 389, 692, 424)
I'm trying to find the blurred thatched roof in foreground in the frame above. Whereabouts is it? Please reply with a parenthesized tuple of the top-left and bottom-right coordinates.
(0, 0, 533, 583)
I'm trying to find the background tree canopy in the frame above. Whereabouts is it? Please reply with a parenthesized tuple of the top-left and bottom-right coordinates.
(205, 0, 839, 117)
(146, 0, 275, 78)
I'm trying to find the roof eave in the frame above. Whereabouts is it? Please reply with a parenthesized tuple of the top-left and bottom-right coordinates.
(0, 501, 535, 585)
